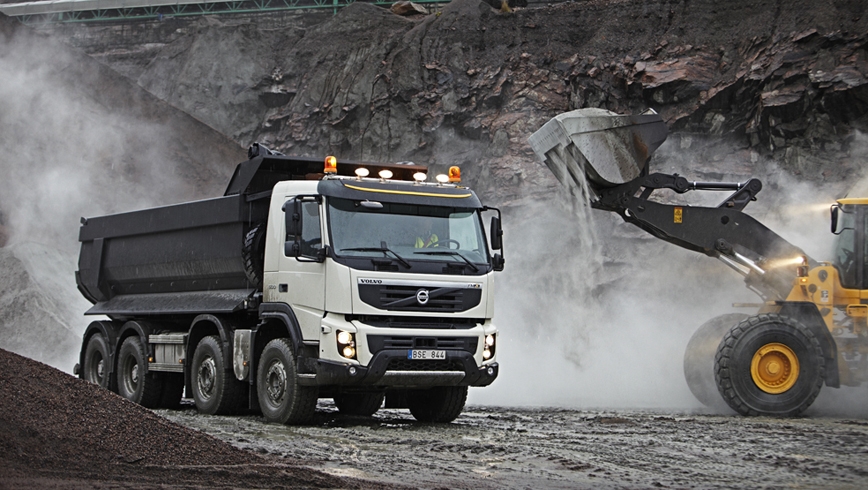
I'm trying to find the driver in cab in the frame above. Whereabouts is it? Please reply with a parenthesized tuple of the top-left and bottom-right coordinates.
(414, 217, 439, 248)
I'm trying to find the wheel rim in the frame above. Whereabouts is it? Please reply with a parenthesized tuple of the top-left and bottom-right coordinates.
(751, 342, 799, 394)
(264, 359, 287, 406)
(197, 357, 217, 401)
(122, 355, 139, 394)
(87, 353, 104, 384)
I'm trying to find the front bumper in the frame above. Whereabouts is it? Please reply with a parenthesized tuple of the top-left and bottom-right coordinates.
(308, 349, 499, 388)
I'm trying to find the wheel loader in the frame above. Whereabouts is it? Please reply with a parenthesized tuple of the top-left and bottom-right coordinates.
(529, 108, 868, 416)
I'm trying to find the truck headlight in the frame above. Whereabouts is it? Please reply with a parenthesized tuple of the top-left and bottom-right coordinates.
(483, 334, 496, 360)
(336, 330, 357, 360)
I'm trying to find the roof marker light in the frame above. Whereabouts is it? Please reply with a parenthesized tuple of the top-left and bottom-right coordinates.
(324, 155, 337, 174)
(354, 167, 369, 180)
(448, 166, 461, 183)
(435, 174, 450, 184)
(413, 172, 427, 183)
(378, 169, 393, 181)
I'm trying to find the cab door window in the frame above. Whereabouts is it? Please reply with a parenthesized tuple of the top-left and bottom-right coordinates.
(299, 200, 322, 258)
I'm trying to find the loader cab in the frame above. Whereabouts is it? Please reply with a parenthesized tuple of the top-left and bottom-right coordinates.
(831, 199, 868, 289)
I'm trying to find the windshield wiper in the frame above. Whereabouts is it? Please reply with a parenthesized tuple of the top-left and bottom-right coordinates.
(414, 250, 480, 272)
(340, 247, 411, 269)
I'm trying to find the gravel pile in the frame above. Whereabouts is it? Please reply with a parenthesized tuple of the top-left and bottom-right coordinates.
(0, 348, 400, 489)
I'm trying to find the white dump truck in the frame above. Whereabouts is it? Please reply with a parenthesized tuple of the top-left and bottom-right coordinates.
(74, 145, 503, 424)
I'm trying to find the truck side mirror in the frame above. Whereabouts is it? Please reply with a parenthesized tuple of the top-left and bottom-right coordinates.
(490, 216, 503, 250)
(283, 199, 301, 256)
(492, 253, 504, 272)
(831, 205, 840, 235)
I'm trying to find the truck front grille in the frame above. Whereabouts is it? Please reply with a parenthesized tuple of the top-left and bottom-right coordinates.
(358, 284, 481, 312)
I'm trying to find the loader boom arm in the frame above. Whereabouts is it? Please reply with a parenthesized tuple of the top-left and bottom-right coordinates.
(594, 172, 810, 301)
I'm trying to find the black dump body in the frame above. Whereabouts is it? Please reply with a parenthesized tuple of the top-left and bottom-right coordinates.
(76, 148, 427, 318)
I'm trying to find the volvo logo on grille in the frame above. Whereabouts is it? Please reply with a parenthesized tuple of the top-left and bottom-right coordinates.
(416, 289, 430, 305)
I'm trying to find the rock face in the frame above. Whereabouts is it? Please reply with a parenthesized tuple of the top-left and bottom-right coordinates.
(44, 0, 868, 206)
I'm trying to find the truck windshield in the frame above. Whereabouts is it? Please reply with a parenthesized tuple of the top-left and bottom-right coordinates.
(327, 197, 489, 266)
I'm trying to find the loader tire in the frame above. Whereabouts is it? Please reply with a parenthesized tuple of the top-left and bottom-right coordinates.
(334, 392, 385, 416)
(191, 336, 247, 415)
(117, 336, 162, 408)
(683, 313, 747, 411)
(407, 386, 467, 423)
(257, 338, 318, 425)
(83, 333, 111, 390)
(715, 314, 824, 416)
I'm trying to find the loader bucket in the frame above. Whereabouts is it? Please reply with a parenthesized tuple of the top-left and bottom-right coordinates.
(528, 108, 668, 193)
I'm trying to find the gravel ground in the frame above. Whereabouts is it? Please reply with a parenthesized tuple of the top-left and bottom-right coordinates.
(0, 348, 406, 489)
(3, 346, 868, 489)
(158, 401, 868, 489)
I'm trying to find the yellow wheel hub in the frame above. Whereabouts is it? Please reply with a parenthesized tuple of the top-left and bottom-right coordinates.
(751, 343, 799, 394)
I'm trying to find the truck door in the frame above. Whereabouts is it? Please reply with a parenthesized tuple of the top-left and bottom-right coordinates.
(277, 197, 326, 337)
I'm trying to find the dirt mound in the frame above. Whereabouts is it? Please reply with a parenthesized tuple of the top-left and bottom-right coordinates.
(0, 348, 399, 488)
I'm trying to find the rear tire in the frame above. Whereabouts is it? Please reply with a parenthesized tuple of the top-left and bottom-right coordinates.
(715, 314, 824, 416)
(334, 392, 385, 416)
(256, 338, 318, 424)
(407, 386, 467, 423)
(683, 313, 747, 411)
(191, 335, 246, 415)
(83, 334, 111, 390)
(117, 336, 162, 408)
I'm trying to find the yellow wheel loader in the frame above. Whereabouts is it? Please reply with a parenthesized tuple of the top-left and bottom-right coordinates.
(529, 109, 867, 416)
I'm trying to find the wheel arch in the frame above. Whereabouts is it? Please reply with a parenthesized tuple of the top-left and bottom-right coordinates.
(186, 314, 241, 393)
(78, 320, 122, 390)
(777, 302, 840, 388)
(255, 303, 304, 355)
(116, 320, 160, 375)
(252, 303, 305, 385)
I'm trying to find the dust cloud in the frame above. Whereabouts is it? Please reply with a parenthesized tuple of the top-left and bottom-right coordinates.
(0, 23, 229, 372)
(472, 135, 868, 416)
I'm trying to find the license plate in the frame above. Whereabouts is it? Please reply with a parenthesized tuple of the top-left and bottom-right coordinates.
(408, 349, 446, 360)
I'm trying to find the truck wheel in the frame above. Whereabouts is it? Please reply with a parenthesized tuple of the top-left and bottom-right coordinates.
(159, 373, 185, 409)
(407, 386, 467, 423)
(256, 338, 318, 424)
(83, 334, 111, 390)
(191, 335, 246, 415)
(715, 314, 824, 416)
(683, 313, 747, 411)
(117, 336, 162, 408)
(334, 392, 385, 416)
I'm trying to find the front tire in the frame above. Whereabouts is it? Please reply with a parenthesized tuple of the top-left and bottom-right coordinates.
(256, 338, 318, 424)
(117, 336, 162, 408)
(334, 392, 385, 416)
(83, 334, 111, 390)
(715, 314, 824, 416)
(191, 335, 246, 415)
(407, 386, 467, 423)
(683, 313, 747, 411)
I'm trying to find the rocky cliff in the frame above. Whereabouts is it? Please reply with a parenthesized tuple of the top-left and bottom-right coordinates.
(47, 0, 868, 206)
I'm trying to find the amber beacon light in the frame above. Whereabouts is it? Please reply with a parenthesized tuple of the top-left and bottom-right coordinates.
(448, 166, 461, 183)
(324, 155, 338, 173)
